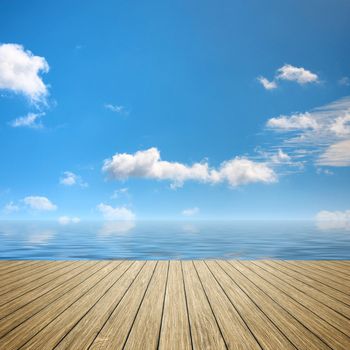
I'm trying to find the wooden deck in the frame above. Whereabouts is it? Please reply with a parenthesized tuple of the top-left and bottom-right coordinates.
(0, 260, 349, 349)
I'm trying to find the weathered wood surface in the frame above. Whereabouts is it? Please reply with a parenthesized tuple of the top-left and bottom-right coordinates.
(0, 260, 349, 349)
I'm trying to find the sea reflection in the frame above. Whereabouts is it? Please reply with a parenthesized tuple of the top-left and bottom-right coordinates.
(0, 220, 349, 260)
(181, 223, 200, 234)
(316, 219, 350, 231)
(27, 229, 55, 245)
(99, 221, 136, 236)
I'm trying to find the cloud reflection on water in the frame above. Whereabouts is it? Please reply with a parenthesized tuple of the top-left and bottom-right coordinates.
(99, 220, 135, 236)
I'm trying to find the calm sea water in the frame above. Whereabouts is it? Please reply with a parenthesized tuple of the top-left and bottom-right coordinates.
(0, 220, 349, 260)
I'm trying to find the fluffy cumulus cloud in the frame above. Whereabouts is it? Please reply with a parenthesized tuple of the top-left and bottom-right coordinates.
(97, 203, 135, 221)
(102, 147, 277, 188)
(9, 112, 44, 129)
(58, 216, 81, 225)
(316, 210, 350, 231)
(23, 196, 57, 211)
(0, 43, 49, 103)
(182, 207, 200, 216)
(258, 64, 318, 90)
(59, 171, 88, 187)
(276, 64, 318, 84)
(266, 96, 350, 167)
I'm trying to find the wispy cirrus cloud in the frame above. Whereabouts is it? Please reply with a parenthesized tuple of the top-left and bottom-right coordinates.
(102, 147, 277, 189)
(338, 77, 350, 86)
(3, 201, 19, 214)
(111, 188, 129, 199)
(182, 207, 200, 216)
(9, 112, 44, 129)
(104, 103, 128, 115)
(258, 64, 318, 90)
(266, 96, 350, 167)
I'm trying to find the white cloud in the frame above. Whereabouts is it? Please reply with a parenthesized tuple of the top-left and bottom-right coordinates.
(315, 210, 350, 231)
(23, 196, 57, 211)
(59, 171, 88, 187)
(104, 104, 127, 115)
(3, 201, 19, 214)
(258, 64, 318, 90)
(266, 96, 350, 167)
(276, 64, 318, 84)
(214, 157, 277, 186)
(111, 188, 129, 199)
(257, 76, 277, 90)
(97, 203, 135, 221)
(182, 207, 200, 216)
(58, 216, 81, 225)
(9, 112, 44, 128)
(267, 112, 318, 130)
(270, 149, 291, 164)
(329, 114, 350, 137)
(338, 77, 350, 86)
(102, 147, 277, 188)
(317, 140, 350, 166)
(0, 43, 49, 103)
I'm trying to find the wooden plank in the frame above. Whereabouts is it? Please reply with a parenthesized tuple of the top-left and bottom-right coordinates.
(207, 261, 296, 350)
(158, 261, 192, 350)
(0, 261, 41, 276)
(123, 261, 169, 350)
(281, 261, 350, 295)
(0, 260, 57, 288)
(313, 261, 350, 276)
(245, 261, 350, 335)
(232, 262, 350, 350)
(254, 261, 350, 319)
(194, 260, 261, 349)
(0, 261, 72, 296)
(22, 261, 134, 350)
(90, 261, 157, 350)
(214, 261, 330, 350)
(54, 261, 145, 350)
(0, 260, 349, 350)
(0, 261, 118, 349)
(297, 261, 350, 281)
(268, 260, 350, 306)
(0, 261, 106, 338)
(0, 261, 92, 319)
(328, 261, 350, 267)
(181, 260, 227, 350)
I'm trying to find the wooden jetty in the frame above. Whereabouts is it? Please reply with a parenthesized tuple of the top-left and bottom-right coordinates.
(0, 260, 349, 349)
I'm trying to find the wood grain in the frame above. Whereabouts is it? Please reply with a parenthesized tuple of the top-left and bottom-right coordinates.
(0, 260, 348, 350)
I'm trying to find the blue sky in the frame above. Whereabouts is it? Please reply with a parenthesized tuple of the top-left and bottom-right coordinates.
(0, 0, 349, 222)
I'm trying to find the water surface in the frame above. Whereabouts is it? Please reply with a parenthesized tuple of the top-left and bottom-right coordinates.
(0, 220, 349, 260)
